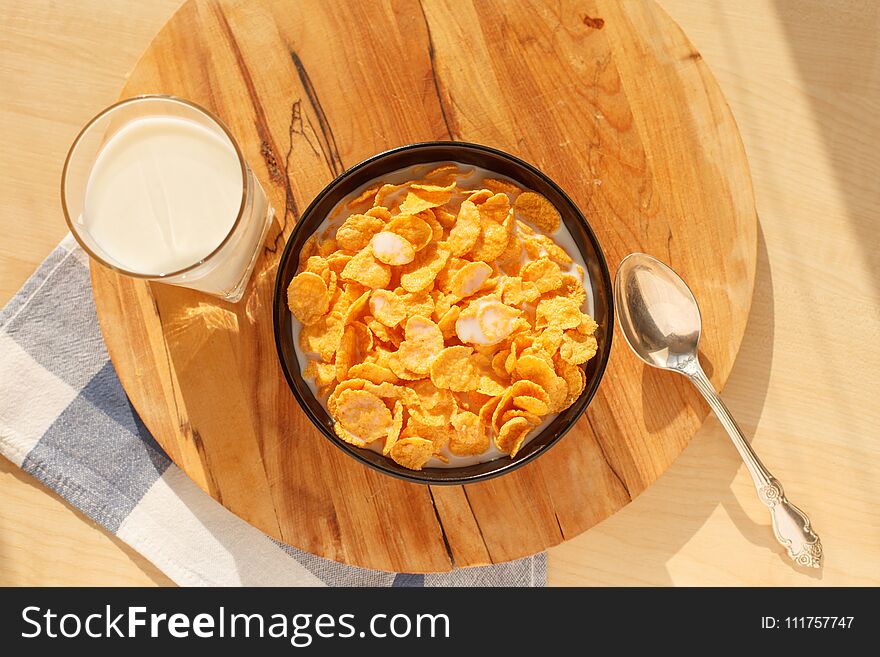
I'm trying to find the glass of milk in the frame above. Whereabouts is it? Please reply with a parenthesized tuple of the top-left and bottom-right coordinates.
(62, 95, 274, 302)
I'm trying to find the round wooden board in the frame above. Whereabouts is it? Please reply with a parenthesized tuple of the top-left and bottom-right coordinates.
(91, 0, 757, 572)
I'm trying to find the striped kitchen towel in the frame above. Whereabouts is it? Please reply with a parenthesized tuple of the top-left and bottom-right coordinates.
(0, 235, 546, 587)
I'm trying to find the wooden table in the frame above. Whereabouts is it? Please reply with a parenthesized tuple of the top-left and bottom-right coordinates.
(1, 0, 877, 586)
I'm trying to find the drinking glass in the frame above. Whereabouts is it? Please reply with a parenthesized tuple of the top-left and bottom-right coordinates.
(61, 95, 274, 303)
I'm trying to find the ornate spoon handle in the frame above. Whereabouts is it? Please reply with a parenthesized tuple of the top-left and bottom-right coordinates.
(683, 361, 823, 568)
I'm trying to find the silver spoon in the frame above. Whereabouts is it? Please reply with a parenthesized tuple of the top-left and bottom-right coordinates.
(614, 253, 822, 568)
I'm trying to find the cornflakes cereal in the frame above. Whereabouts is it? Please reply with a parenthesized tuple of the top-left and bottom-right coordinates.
(335, 325, 358, 382)
(449, 411, 489, 456)
(555, 358, 586, 411)
(424, 163, 459, 180)
(430, 345, 478, 392)
(383, 400, 404, 455)
(399, 287, 433, 310)
(534, 327, 564, 357)
(347, 362, 398, 384)
(521, 257, 563, 293)
(559, 331, 598, 365)
(437, 305, 461, 340)
(340, 247, 391, 289)
(476, 373, 507, 397)
(469, 213, 511, 262)
(447, 200, 481, 256)
(495, 416, 532, 457)
(347, 184, 380, 209)
(577, 313, 599, 336)
(334, 389, 392, 443)
(514, 191, 561, 233)
(423, 211, 444, 241)
(386, 215, 432, 251)
(466, 189, 492, 205)
(287, 272, 330, 326)
(374, 184, 402, 207)
(326, 252, 352, 275)
(396, 316, 444, 374)
(399, 182, 456, 215)
(389, 437, 435, 470)
(334, 422, 369, 447)
(304, 360, 336, 388)
(343, 289, 371, 326)
(365, 206, 391, 221)
(476, 300, 520, 344)
(336, 214, 385, 251)
(299, 311, 344, 361)
(535, 296, 585, 330)
(515, 354, 567, 411)
(403, 419, 455, 454)
(483, 177, 522, 196)
(558, 273, 587, 305)
(513, 395, 550, 416)
(362, 381, 420, 407)
(369, 289, 407, 327)
(288, 162, 600, 471)
(371, 231, 415, 265)
(385, 352, 425, 380)
(399, 242, 451, 293)
(450, 261, 493, 298)
(409, 391, 455, 427)
(478, 193, 510, 223)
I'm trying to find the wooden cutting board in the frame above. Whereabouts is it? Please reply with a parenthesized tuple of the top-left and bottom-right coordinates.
(90, 0, 757, 572)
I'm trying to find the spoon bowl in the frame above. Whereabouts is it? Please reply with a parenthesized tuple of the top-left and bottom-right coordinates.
(614, 253, 701, 373)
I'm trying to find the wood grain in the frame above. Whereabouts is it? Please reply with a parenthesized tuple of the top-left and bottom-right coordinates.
(2, 0, 879, 586)
(88, 0, 755, 571)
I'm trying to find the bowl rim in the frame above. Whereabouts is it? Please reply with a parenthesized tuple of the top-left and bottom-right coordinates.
(273, 140, 613, 485)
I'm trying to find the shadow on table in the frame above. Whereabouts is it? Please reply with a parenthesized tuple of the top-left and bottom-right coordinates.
(558, 222, 785, 584)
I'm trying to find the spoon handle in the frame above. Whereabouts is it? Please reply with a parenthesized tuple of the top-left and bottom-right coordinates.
(684, 362, 823, 568)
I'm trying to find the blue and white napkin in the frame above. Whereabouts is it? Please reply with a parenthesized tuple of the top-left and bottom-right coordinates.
(0, 235, 546, 587)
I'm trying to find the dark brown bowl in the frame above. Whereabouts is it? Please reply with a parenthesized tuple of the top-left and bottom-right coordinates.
(273, 142, 612, 485)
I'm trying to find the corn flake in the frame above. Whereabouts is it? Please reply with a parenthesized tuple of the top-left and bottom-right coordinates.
(371, 231, 416, 265)
(334, 389, 392, 443)
(369, 289, 407, 327)
(386, 214, 432, 251)
(450, 261, 493, 298)
(389, 437, 435, 470)
(397, 316, 444, 374)
(514, 395, 550, 416)
(447, 200, 481, 256)
(336, 214, 385, 251)
(340, 247, 391, 289)
(304, 360, 336, 388)
(287, 271, 329, 326)
(399, 242, 451, 293)
(430, 345, 479, 392)
(399, 182, 456, 215)
(559, 331, 598, 365)
(535, 296, 583, 330)
(514, 191, 561, 233)
(521, 257, 563, 294)
(449, 411, 489, 456)
(495, 416, 532, 457)
(383, 400, 405, 455)
(347, 362, 398, 384)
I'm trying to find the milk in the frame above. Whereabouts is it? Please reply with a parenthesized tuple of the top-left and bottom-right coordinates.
(83, 116, 242, 275)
